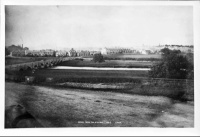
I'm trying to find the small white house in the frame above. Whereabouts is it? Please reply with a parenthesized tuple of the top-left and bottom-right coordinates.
(140, 50, 148, 54)
(101, 48, 108, 55)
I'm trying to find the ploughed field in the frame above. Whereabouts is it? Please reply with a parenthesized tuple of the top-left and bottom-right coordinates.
(5, 82, 194, 127)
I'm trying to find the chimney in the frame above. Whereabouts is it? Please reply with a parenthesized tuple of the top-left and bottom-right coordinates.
(22, 44, 23, 49)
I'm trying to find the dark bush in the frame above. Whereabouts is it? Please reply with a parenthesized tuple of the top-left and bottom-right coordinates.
(149, 48, 193, 79)
(93, 53, 105, 63)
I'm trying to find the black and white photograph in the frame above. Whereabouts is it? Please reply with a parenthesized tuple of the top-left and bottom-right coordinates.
(1, 0, 200, 136)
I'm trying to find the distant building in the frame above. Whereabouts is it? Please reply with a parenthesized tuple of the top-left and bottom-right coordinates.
(68, 48, 77, 57)
(43, 49, 55, 56)
(120, 48, 135, 54)
(11, 50, 27, 57)
(101, 48, 120, 55)
(101, 47, 136, 55)
(77, 50, 90, 57)
(139, 50, 148, 54)
(55, 50, 68, 57)
(26, 50, 41, 56)
(90, 51, 100, 56)
(101, 48, 108, 55)
(25, 49, 55, 57)
(145, 50, 151, 54)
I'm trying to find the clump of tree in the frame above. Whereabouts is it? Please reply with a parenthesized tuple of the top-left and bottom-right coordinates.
(149, 48, 193, 79)
(6, 45, 29, 53)
(93, 53, 105, 63)
(5, 47, 10, 56)
(7, 45, 23, 52)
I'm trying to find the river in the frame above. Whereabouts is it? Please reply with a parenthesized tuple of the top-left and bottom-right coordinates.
(50, 66, 151, 71)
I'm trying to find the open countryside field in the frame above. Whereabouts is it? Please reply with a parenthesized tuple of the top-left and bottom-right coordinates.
(5, 57, 57, 66)
(59, 58, 153, 68)
(5, 82, 194, 127)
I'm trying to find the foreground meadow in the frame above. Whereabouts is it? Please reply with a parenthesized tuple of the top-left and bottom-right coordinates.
(5, 82, 194, 127)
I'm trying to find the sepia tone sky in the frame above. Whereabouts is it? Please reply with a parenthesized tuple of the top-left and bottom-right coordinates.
(5, 5, 193, 50)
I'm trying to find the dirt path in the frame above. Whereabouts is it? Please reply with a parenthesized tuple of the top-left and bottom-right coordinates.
(5, 82, 194, 127)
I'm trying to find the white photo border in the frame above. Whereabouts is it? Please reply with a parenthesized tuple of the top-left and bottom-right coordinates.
(1, 0, 200, 136)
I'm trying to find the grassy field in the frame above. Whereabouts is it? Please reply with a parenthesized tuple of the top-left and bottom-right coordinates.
(5, 57, 57, 66)
(103, 54, 162, 60)
(59, 58, 153, 68)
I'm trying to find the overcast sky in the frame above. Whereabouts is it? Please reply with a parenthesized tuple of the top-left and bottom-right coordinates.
(5, 5, 193, 50)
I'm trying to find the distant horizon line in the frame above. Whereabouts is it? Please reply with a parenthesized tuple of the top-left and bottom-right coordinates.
(6, 44, 194, 51)
(6, 44, 194, 48)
